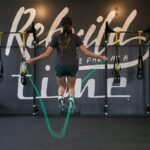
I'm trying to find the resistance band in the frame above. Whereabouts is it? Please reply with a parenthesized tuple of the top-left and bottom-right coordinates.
(137, 31, 144, 80)
(0, 32, 4, 78)
(24, 60, 106, 139)
(112, 32, 121, 83)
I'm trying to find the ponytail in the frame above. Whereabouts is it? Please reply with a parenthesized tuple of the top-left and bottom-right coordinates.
(61, 25, 72, 48)
(60, 16, 72, 48)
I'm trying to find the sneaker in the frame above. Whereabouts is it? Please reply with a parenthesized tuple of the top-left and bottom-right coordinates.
(58, 96, 67, 112)
(68, 97, 75, 113)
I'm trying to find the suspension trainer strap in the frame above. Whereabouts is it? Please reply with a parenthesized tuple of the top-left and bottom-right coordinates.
(137, 31, 144, 80)
(0, 32, 4, 77)
(20, 32, 27, 85)
(112, 32, 121, 83)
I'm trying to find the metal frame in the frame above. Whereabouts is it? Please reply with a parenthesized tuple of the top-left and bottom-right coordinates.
(104, 21, 150, 116)
(0, 24, 39, 116)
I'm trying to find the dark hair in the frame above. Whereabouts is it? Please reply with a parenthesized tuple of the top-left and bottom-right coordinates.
(60, 16, 72, 48)
(61, 16, 72, 27)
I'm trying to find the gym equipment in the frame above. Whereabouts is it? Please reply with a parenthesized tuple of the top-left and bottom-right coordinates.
(112, 32, 121, 83)
(27, 22, 39, 116)
(105, 21, 150, 116)
(137, 31, 144, 80)
(27, 22, 39, 44)
(0, 30, 39, 116)
(0, 32, 4, 78)
(20, 32, 27, 85)
(26, 60, 106, 139)
(20, 61, 27, 85)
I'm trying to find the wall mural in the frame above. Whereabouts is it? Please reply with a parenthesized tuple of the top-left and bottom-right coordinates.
(0, 0, 149, 115)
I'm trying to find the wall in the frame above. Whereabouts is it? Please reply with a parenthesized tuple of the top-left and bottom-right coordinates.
(0, 0, 149, 115)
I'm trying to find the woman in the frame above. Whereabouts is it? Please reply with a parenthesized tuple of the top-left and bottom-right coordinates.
(26, 16, 107, 112)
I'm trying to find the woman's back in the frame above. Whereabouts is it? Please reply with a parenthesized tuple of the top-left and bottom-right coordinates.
(50, 33, 83, 66)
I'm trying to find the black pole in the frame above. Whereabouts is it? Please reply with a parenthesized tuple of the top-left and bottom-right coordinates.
(30, 22, 38, 116)
(104, 22, 108, 115)
(0, 32, 4, 78)
(148, 41, 150, 116)
(145, 40, 150, 116)
(0, 43, 4, 78)
(32, 39, 38, 116)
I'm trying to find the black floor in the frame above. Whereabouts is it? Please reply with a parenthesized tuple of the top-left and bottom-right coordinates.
(0, 116, 150, 150)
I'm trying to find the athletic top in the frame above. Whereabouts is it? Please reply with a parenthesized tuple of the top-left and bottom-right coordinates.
(50, 33, 83, 66)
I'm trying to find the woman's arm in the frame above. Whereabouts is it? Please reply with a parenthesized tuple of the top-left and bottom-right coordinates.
(79, 44, 107, 60)
(26, 46, 54, 64)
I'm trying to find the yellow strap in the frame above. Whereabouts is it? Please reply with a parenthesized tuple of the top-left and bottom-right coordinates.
(0, 32, 3, 46)
(115, 32, 119, 46)
(22, 32, 26, 46)
(138, 30, 143, 45)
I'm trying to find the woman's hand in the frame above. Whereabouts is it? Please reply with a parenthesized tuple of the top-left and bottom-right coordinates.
(100, 55, 107, 61)
(26, 58, 34, 64)
(25, 47, 54, 65)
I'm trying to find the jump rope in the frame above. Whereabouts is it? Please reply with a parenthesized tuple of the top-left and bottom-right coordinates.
(19, 31, 107, 139)
(24, 61, 107, 139)
(0, 29, 144, 139)
(20, 29, 146, 139)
